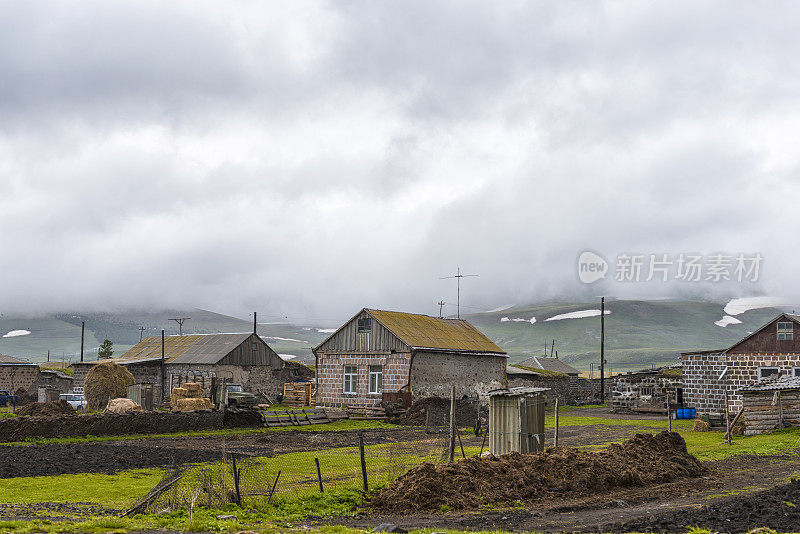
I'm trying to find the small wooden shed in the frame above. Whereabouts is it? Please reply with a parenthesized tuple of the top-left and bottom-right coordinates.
(740, 375, 800, 435)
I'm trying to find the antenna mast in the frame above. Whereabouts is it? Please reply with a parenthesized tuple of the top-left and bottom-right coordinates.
(169, 317, 191, 336)
(440, 267, 478, 319)
(138, 326, 146, 342)
(437, 300, 446, 318)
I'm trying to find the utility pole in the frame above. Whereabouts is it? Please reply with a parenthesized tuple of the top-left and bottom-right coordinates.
(550, 339, 555, 358)
(169, 317, 190, 336)
(80, 321, 85, 363)
(161, 329, 166, 404)
(253, 311, 257, 334)
(438, 300, 445, 318)
(138, 326, 145, 342)
(47, 350, 50, 363)
(440, 268, 478, 319)
(600, 296, 605, 403)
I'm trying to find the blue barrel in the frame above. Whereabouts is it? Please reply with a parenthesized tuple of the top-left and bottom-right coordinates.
(689, 408, 696, 419)
(675, 409, 682, 419)
(677, 408, 686, 419)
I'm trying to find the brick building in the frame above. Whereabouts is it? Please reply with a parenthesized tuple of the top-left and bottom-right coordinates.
(682, 313, 800, 415)
(313, 308, 507, 408)
(0, 354, 39, 394)
(72, 332, 311, 404)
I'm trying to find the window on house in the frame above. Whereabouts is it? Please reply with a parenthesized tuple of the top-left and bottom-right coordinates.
(778, 321, 793, 340)
(369, 365, 383, 394)
(758, 366, 780, 380)
(640, 387, 654, 396)
(343, 365, 358, 394)
(357, 318, 372, 334)
(793, 367, 800, 377)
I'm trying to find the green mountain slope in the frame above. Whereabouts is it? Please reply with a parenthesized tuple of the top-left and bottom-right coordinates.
(464, 299, 784, 372)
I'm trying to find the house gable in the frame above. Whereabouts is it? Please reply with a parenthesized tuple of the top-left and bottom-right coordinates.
(726, 313, 800, 354)
(314, 309, 411, 354)
(218, 333, 285, 368)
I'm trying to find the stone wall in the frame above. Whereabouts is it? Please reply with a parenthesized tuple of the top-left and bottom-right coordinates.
(683, 352, 800, 415)
(507, 374, 571, 406)
(612, 372, 682, 412)
(742, 389, 800, 435)
(682, 352, 728, 414)
(0, 364, 40, 394)
(315, 352, 411, 408)
(410, 352, 507, 400)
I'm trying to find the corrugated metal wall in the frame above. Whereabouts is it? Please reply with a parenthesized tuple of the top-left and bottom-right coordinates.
(489, 393, 546, 455)
(316, 310, 409, 353)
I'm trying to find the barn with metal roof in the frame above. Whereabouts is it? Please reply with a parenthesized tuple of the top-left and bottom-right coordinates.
(72, 332, 310, 405)
(313, 308, 507, 408)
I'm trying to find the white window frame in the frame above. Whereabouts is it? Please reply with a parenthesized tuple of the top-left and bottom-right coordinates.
(777, 321, 793, 340)
(343, 365, 358, 395)
(369, 365, 383, 394)
(758, 366, 780, 380)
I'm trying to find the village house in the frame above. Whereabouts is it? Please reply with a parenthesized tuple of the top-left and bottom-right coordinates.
(71, 332, 311, 403)
(682, 313, 800, 415)
(506, 364, 572, 405)
(515, 355, 580, 378)
(313, 308, 507, 408)
(0, 354, 75, 400)
(611, 367, 683, 413)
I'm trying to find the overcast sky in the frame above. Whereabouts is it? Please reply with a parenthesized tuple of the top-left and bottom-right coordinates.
(2, 1, 800, 323)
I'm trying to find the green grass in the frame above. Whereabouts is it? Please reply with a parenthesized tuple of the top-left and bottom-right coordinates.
(0, 419, 401, 447)
(546, 414, 695, 430)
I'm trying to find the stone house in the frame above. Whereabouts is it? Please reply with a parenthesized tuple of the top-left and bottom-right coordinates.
(516, 355, 580, 378)
(0, 354, 39, 395)
(506, 365, 571, 406)
(72, 332, 311, 403)
(313, 308, 508, 408)
(682, 313, 800, 415)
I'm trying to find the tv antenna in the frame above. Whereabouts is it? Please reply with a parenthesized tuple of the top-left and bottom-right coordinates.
(169, 317, 191, 336)
(138, 326, 146, 342)
(437, 300, 446, 318)
(440, 267, 478, 319)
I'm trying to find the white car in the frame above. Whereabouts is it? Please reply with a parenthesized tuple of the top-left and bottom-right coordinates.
(59, 393, 87, 411)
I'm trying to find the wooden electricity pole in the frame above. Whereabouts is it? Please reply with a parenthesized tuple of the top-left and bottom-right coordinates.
(448, 385, 457, 462)
(80, 321, 85, 363)
(161, 330, 166, 404)
(600, 297, 605, 402)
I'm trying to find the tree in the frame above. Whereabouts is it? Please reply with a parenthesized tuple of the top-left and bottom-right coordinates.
(98, 339, 114, 359)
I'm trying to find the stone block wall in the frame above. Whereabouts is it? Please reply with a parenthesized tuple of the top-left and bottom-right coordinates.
(0, 365, 40, 394)
(508, 374, 571, 406)
(410, 352, 507, 400)
(682, 352, 728, 414)
(316, 352, 412, 407)
(726, 354, 800, 410)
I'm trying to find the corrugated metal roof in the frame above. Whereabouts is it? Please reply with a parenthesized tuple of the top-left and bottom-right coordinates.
(517, 356, 579, 375)
(114, 333, 252, 365)
(741, 375, 800, 392)
(0, 353, 33, 365)
(367, 309, 506, 354)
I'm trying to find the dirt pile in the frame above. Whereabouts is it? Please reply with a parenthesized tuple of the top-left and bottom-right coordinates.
(16, 400, 76, 417)
(371, 431, 706, 512)
(84, 361, 135, 411)
(607, 478, 800, 533)
(392, 397, 479, 427)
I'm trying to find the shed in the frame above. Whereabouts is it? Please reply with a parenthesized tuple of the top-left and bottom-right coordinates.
(516, 356, 580, 377)
(487, 387, 548, 455)
(740, 375, 800, 435)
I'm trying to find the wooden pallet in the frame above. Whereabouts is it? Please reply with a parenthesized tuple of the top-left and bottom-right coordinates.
(259, 408, 332, 427)
(283, 382, 313, 407)
(345, 405, 387, 421)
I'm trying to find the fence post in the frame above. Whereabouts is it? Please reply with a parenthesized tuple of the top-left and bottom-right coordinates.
(667, 398, 672, 433)
(267, 470, 281, 504)
(231, 456, 241, 506)
(554, 397, 559, 447)
(724, 388, 732, 444)
(315, 457, 323, 493)
(359, 430, 368, 493)
(448, 385, 456, 463)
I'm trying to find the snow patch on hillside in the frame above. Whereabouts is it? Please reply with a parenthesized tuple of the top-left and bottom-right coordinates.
(316, 328, 336, 334)
(263, 336, 306, 343)
(488, 304, 514, 312)
(278, 354, 297, 360)
(545, 310, 610, 322)
(500, 317, 536, 324)
(715, 315, 743, 328)
(2, 330, 30, 338)
(724, 297, 784, 316)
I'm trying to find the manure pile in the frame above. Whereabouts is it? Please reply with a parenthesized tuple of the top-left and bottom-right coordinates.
(371, 431, 706, 512)
(16, 400, 76, 417)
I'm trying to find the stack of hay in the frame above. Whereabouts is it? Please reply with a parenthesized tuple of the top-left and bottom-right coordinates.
(85, 361, 135, 411)
(105, 397, 143, 414)
(171, 382, 213, 412)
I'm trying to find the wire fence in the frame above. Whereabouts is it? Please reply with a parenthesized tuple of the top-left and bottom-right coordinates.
(134, 429, 481, 513)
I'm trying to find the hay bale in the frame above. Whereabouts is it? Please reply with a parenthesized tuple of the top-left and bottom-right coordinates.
(693, 419, 710, 432)
(174, 397, 213, 412)
(183, 382, 202, 393)
(84, 361, 135, 411)
(105, 397, 143, 414)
